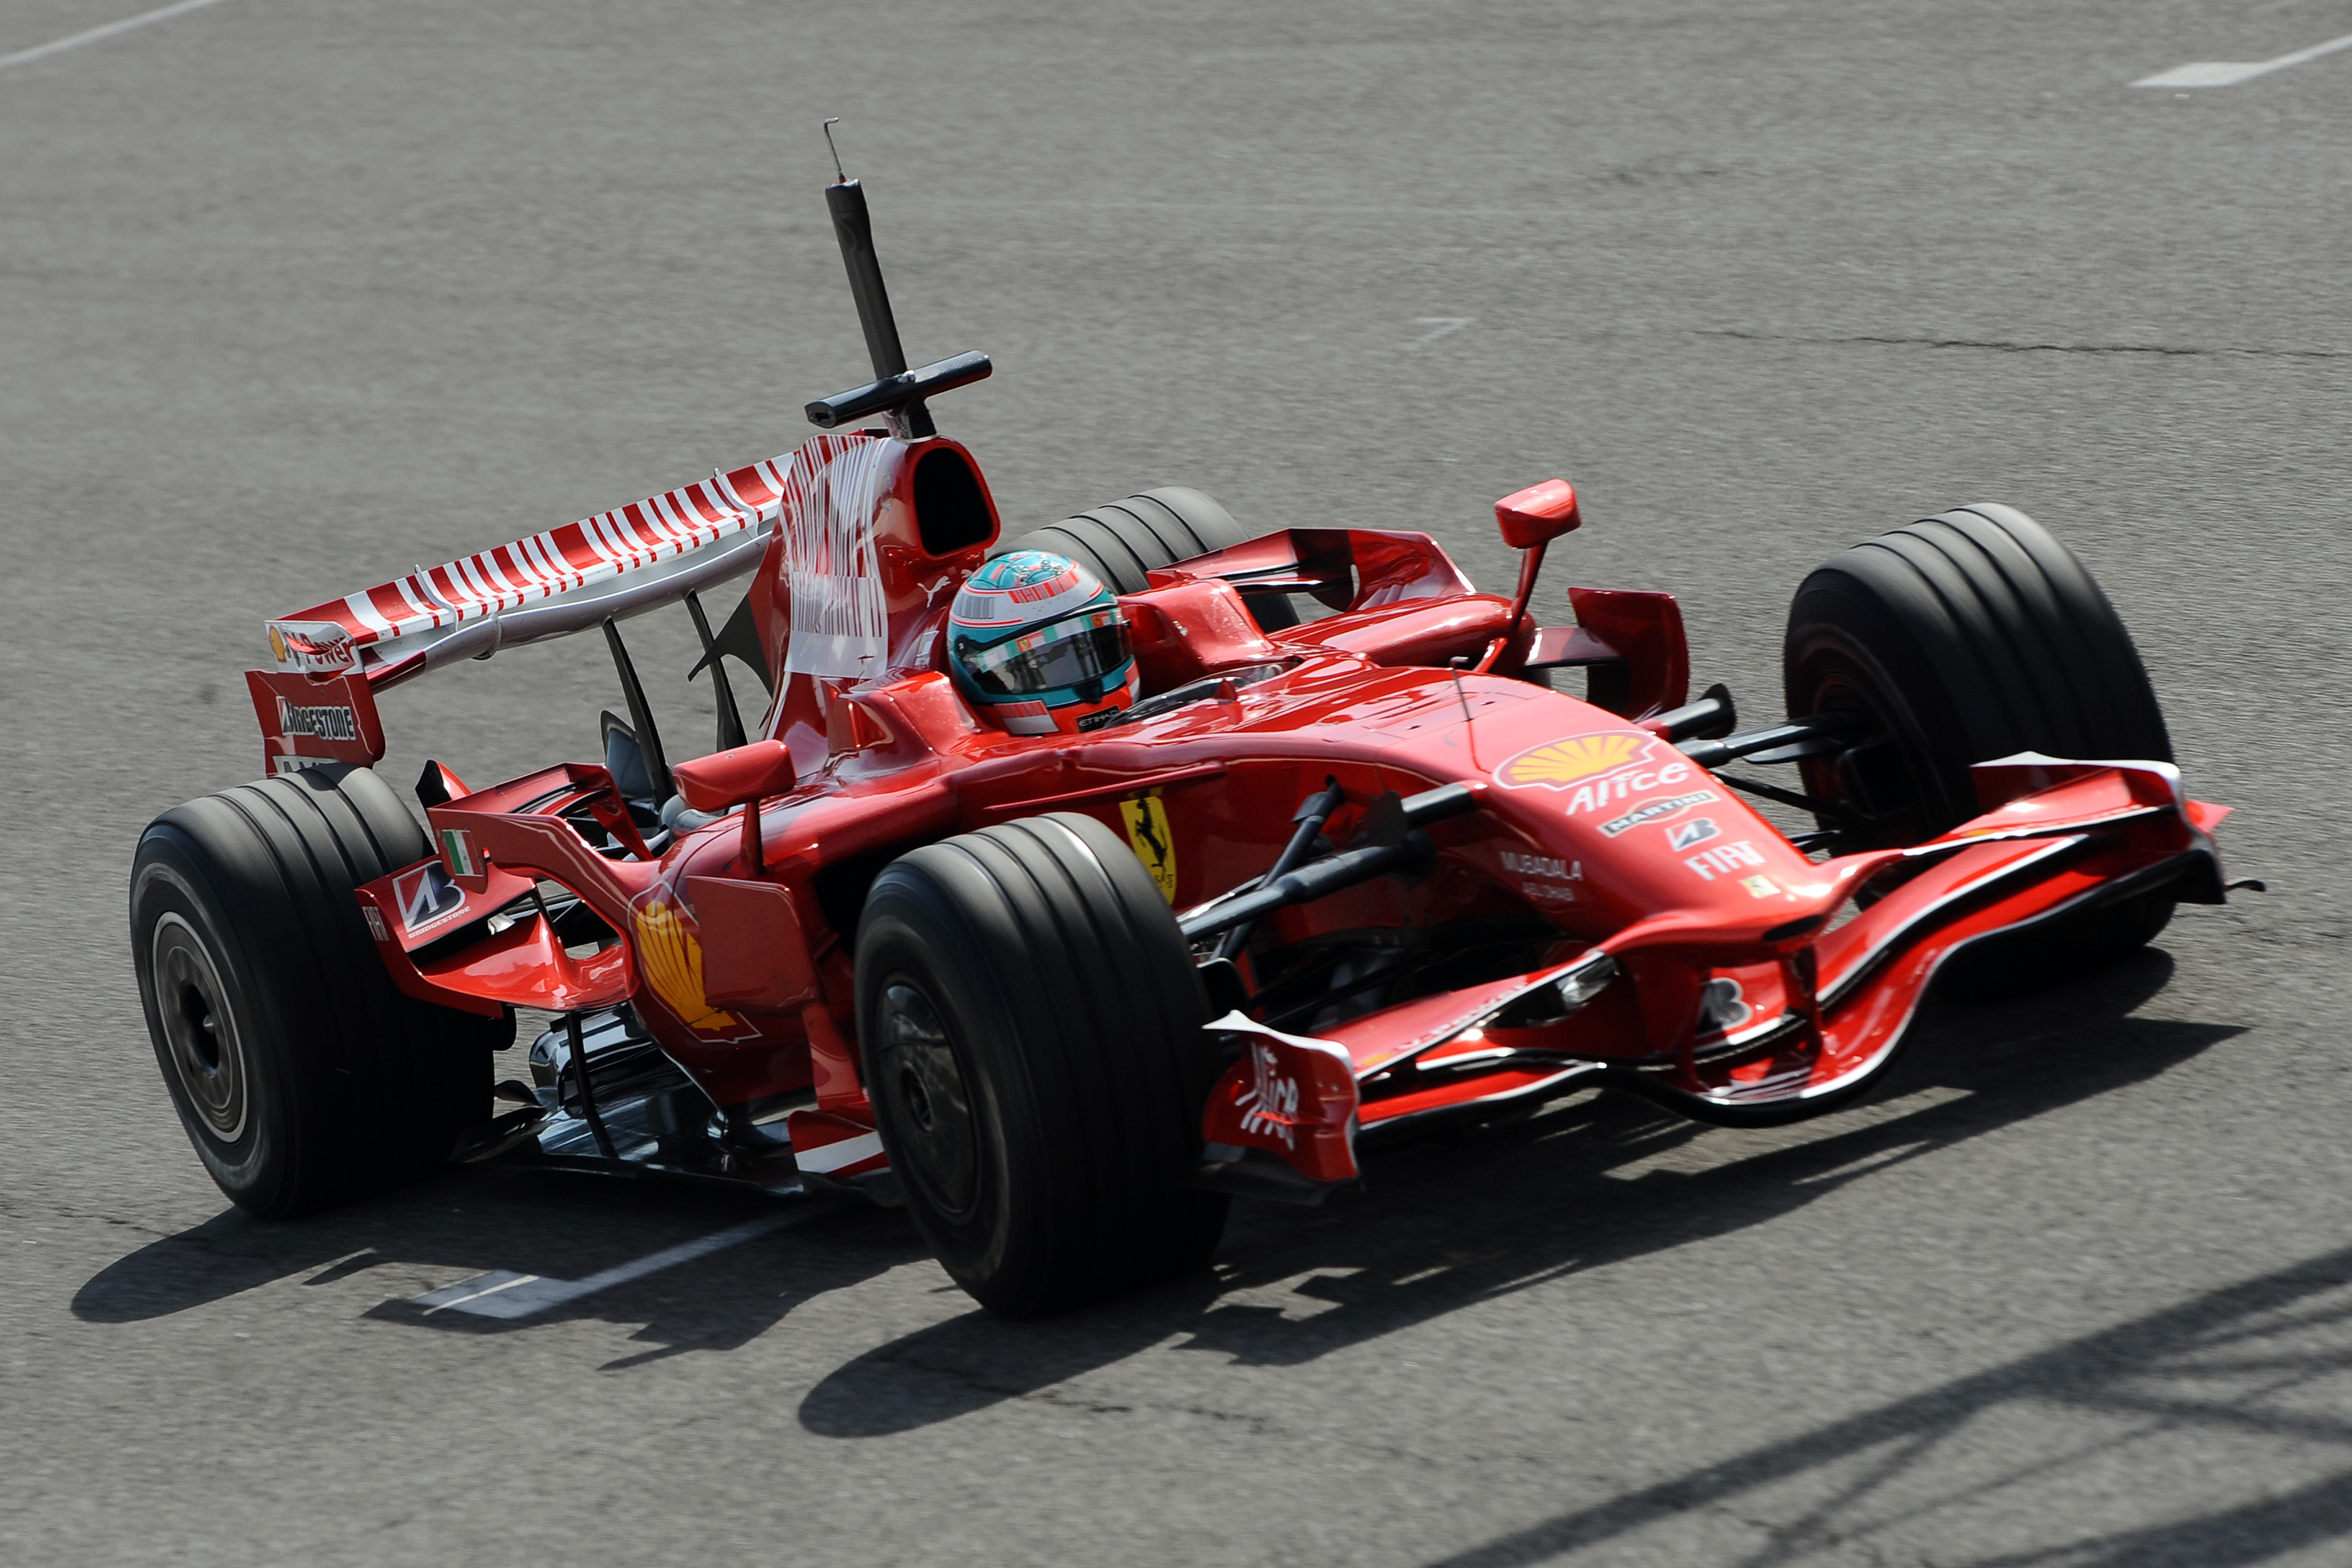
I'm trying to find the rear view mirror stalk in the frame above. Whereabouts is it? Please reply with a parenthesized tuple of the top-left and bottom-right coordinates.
(1477, 479, 1583, 673)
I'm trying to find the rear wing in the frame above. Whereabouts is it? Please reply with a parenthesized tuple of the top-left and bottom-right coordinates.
(247, 433, 891, 777)
(252, 162, 992, 776)
(263, 454, 812, 686)
(262, 168, 987, 690)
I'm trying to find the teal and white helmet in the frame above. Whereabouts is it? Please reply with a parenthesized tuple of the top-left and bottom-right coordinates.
(947, 550, 1139, 735)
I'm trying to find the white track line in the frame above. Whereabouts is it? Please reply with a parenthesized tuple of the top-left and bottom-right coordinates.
(1405, 317, 1473, 350)
(410, 1211, 805, 1322)
(2134, 29, 2352, 88)
(0, 0, 239, 74)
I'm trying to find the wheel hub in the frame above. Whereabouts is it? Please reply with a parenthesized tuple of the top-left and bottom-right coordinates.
(876, 980, 979, 1218)
(151, 913, 249, 1144)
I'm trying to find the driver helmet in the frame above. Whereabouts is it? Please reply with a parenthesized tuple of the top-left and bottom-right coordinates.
(947, 549, 1139, 734)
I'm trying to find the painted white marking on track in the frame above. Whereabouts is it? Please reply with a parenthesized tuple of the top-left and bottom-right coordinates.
(2133, 28, 2352, 88)
(1404, 318, 1473, 350)
(408, 1211, 805, 1322)
(0, 0, 241, 73)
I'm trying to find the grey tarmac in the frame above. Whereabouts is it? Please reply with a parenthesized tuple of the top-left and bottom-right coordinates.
(3, 1, 2349, 1564)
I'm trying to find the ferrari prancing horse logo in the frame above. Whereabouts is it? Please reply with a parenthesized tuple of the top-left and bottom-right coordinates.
(1120, 795, 1177, 903)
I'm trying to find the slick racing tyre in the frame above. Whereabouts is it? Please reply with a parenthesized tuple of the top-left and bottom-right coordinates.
(130, 765, 503, 1217)
(996, 487, 1298, 629)
(1783, 502, 2176, 953)
(855, 812, 1228, 1316)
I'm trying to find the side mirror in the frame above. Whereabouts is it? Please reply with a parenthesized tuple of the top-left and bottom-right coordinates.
(672, 738, 797, 814)
(1475, 479, 1582, 675)
(1494, 479, 1581, 550)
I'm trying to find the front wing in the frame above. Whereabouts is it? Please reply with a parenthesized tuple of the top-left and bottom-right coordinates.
(1196, 755, 2231, 1197)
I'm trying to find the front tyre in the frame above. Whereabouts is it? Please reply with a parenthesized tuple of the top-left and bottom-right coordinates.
(130, 766, 502, 1216)
(855, 813, 1228, 1317)
(1784, 502, 2177, 955)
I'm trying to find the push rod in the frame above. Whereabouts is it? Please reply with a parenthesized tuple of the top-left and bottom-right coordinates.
(1677, 718, 1837, 771)
(1712, 769, 1865, 826)
(1214, 778, 1346, 960)
(1180, 783, 1480, 941)
(1648, 683, 1736, 743)
(1181, 837, 1431, 942)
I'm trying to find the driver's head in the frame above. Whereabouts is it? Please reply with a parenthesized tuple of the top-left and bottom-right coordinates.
(946, 550, 1138, 734)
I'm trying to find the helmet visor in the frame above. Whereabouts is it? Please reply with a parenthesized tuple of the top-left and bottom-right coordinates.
(963, 609, 1131, 697)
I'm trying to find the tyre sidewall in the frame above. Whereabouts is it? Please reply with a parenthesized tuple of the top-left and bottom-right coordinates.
(854, 815, 1226, 1316)
(131, 829, 307, 1214)
(1786, 577, 1982, 839)
(855, 902, 1038, 1302)
(129, 772, 495, 1216)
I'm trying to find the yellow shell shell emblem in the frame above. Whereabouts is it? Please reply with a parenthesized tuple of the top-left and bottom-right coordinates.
(632, 897, 741, 1033)
(1496, 733, 1648, 791)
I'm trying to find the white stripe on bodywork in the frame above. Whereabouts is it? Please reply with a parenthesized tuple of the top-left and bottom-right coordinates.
(589, 512, 637, 564)
(515, 532, 558, 584)
(792, 1131, 883, 1175)
(343, 592, 397, 638)
(392, 577, 437, 623)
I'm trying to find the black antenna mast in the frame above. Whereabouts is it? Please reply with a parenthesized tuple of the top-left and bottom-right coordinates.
(805, 119, 991, 436)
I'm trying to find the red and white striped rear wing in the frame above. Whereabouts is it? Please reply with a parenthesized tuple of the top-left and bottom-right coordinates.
(262, 449, 828, 686)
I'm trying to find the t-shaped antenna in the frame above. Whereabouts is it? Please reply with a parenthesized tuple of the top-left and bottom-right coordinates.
(805, 120, 991, 436)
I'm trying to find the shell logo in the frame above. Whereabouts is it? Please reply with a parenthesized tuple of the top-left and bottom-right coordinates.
(1496, 733, 1650, 792)
(631, 897, 742, 1034)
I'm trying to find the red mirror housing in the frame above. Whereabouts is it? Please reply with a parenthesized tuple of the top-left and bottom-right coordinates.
(672, 738, 797, 814)
(1494, 479, 1581, 551)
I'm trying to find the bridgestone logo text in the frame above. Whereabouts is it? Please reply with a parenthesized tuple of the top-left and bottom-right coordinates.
(276, 696, 358, 742)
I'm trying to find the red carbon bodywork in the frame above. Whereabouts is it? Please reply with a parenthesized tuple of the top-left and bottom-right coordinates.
(296, 440, 2227, 1195)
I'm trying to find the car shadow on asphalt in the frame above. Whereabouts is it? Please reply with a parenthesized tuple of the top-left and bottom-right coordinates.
(1408, 1239, 2352, 1567)
(70, 1152, 935, 1367)
(72, 946, 2239, 1392)
(796, 946, 2248, 1437)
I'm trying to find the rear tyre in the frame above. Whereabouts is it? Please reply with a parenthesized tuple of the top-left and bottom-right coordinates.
(996, 487, 1297, 629)
(129, 766, 503, 1217)
(1783, 502, 2175, 955)
(855, 812, 1229, 1316)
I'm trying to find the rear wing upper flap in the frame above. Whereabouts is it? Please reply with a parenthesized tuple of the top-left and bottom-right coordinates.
(263, 451, 820, 686)
(249, 433, 885, 777)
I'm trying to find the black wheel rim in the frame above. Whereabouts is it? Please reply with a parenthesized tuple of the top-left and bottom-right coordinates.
(151, 913, 249, 1144)
(874, 979, 980, 1221)
(1796, 657, 1938, 849)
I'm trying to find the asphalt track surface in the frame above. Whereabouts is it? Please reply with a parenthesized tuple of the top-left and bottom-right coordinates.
(4, 2, 2349, 1562)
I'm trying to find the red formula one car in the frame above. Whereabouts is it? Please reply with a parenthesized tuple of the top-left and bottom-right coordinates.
(131, 170, 2238, 1316)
